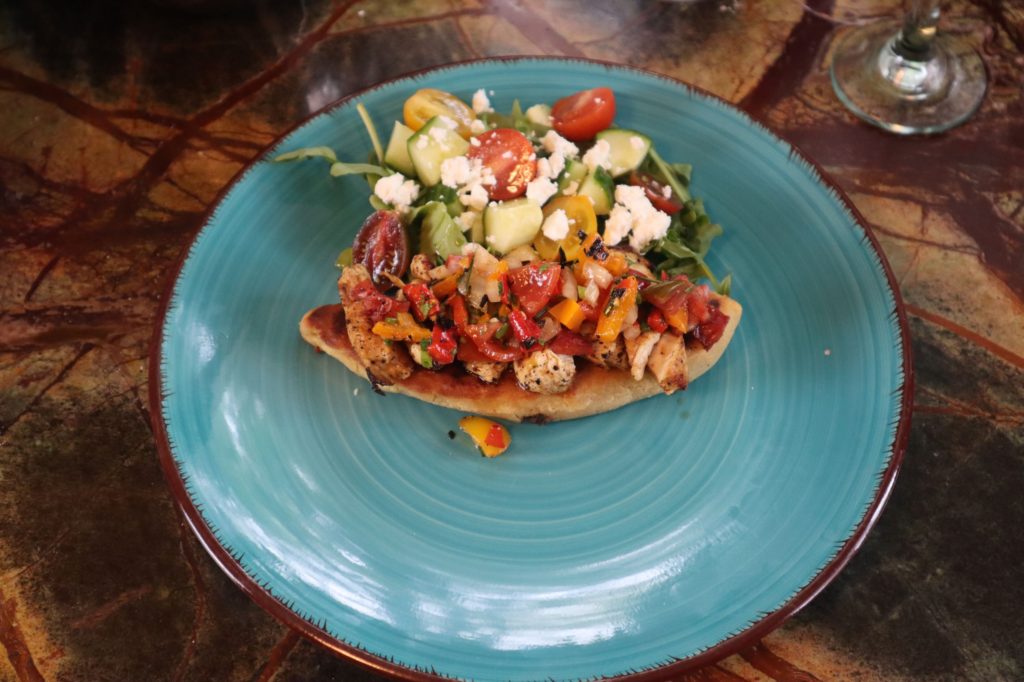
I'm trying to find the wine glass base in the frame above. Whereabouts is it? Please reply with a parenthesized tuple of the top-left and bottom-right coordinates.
(830, 20, 987, 135)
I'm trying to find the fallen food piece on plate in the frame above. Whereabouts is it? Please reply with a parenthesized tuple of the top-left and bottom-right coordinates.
(458, 415, 511, 457)
(284, 86, 742, 423)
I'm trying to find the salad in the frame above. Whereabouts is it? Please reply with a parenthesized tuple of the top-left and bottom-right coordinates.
(279, 85, 734, 398)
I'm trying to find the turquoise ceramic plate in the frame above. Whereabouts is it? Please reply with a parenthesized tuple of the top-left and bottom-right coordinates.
(151, 59, 911, 681)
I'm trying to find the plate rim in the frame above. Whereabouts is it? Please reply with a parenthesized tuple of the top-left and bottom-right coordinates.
(148, 55, 914, 681)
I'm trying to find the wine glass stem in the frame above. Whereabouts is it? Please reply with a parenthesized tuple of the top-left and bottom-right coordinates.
(896, 0, 940, 60)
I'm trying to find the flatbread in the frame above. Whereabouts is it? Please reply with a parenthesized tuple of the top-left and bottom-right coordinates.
(299, 296, 742, 423)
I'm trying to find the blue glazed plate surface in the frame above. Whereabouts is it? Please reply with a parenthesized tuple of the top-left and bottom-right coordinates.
(153, 59, 909, 681)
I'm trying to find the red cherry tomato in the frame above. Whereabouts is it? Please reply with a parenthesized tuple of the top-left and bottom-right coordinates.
(467, 128, 536, 200)
(352, 209, 410, 284)
(646, 308, 669, 333)
(551, 87, 616, 141)
(629, 171, 684, 215)
(546, 330, 593, 356)
(694, 303, 730, 350)
(507, 263, 562, 317)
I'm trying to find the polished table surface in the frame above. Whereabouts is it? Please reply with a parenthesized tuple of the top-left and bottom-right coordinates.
(1, 1, 1022, 680)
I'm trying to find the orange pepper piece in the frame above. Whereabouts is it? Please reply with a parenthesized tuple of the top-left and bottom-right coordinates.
(595, 276, 639, 343)
(548, 298, 586, 332)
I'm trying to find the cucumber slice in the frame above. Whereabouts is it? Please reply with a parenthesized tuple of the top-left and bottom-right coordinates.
(576, 166, 614, 215)
(407, 117, 470, 186)
(483, 198, 543, 254)
(595, 128, 652, 177)
(468, 212, 485, 245)
(557, 158, 588, 193)
(383, 121, 416, 176)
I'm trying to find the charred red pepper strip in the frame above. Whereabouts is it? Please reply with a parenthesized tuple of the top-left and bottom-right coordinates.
(446, 293, 469, 331)
(464, 325, 523, 362)
(350, 280, 410, 323)
(427, 324, 457, 365)
(647, 308, 668, 333)
(546, 330, 593, 356)
(403, 281, 441, 322)
(507, 309, 541, 348)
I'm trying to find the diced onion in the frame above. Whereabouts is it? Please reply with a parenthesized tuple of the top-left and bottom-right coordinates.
(539, 316, 560, 344)
(469, 249, 499, 306)
(583, 280, 600, 305)
(503, 245, 539, 268)
(561, 268, 578, 300)
(583, 261, 613, 289)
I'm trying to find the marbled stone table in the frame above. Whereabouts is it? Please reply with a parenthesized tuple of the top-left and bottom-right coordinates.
(1, 1, 1021, 680)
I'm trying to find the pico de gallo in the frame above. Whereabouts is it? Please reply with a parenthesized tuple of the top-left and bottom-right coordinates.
(277, 86, 733, 397)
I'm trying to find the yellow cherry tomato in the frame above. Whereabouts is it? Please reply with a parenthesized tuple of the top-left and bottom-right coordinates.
(403, 88, 476, 139)
(533, 195, 597, 261)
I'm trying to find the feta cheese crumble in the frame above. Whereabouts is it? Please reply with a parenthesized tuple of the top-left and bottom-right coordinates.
(525, 176, 558, 206)
(562, 180, 579, 196)
(629, 135, 646, 151)
(457, 210, 481, 233)
(472, 88, 493, 114)
(541, 130, 579, 159)
(536, 152, 565, 180)
(469, 119, 487, 135)
(541, 208, 570, 241)
(602, 184, 671, 252)
(374, 173, 420, 213)
(582, 139, 611, 173)
(525, 104, 552, 127)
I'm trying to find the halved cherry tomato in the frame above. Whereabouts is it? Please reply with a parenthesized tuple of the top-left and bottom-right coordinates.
(686, 284, 711, 325)
(546, 330, 593, 356)
(551, 87, 616, 141)
(629, 171, 684, 214)
(534, 195, 598, 261)
(352, 209, 410, 284)
(403, 88, 476, 138)
(507, 263, 562, 316)
(693, 302, 730, 350)
(467, 128, 537, 200)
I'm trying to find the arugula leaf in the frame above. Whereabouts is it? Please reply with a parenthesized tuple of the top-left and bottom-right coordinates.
(329, 161, 391, 177)
(646, 147, 691, 202)
(272, 146, 338, 164)
(355, 102, 384, 165)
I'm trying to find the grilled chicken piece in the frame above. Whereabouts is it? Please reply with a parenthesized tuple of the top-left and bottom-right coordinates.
(646, 332, 689, 394)
(409, 254, 433, 282)
(514, 349, 575, 394)
(338, 264, 413, 385)
(624, 331, 662, 381)
(464, 360, 507, 384)
(586, 335, 629, 370)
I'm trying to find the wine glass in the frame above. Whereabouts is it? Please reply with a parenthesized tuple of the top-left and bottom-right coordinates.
(829, 0, 987, 134)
